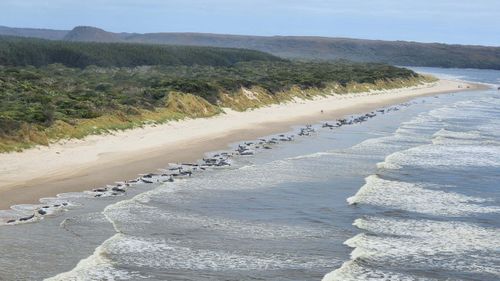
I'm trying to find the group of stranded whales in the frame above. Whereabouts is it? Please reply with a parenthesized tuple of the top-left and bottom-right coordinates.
(5, 202, 69, 224)
(4, 99, 423, 225)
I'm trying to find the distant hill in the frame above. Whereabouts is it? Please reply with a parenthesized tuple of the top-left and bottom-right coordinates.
(121, 33, 500, 70)
(1, 25, 499, 69)
(0, 36, 282, 68)
(63, 26, 126, 42)
(0, 25, 67, 40)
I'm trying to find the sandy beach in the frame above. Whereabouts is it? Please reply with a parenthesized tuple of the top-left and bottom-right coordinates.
(0, 79, 481, 209)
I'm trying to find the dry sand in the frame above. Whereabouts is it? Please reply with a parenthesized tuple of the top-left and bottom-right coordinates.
(0, 79, 481, 209)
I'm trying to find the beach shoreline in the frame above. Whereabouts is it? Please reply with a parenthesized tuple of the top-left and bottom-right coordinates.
(0, 79, 484, 210)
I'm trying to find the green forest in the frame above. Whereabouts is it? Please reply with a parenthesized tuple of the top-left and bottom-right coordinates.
(0, 36, 281, 68)
(0, 36, 425, 152)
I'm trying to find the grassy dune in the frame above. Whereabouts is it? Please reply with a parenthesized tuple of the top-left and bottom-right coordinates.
(220, 76, 436, 111)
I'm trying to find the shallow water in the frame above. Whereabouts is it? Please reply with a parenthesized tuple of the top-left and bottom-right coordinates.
(0, 68, 499, 281)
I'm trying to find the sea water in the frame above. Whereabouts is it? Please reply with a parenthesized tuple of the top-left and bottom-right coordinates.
(0, 68, 498, 281)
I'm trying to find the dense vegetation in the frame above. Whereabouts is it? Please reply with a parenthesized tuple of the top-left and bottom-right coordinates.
(137, 60, 417, 102)
(1, 25, 499, 70)
(0, 60, 421, 152)
(0, 36, 281, 68)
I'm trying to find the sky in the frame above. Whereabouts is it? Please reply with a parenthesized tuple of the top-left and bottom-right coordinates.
(0, 0, 499, 46)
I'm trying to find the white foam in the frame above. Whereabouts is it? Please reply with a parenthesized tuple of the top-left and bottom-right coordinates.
(349, 217, 500, 272)
(323, 217, 500, 280)
(350, 133, 424, 156)
(347, 175, 500, 216)
(378, 143, 500, 169)
(44, 234, 139, 281)
(322, 260, 438, 281)
(428, 97, 500, 122)
(431, 128, 483, 145)
(104, 234, 336, 271)
(287, 151, 335, 160)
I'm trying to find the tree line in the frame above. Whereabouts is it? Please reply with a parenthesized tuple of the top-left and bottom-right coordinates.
(0, 36, 282, 68)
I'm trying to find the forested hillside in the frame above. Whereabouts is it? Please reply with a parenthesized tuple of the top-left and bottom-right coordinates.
(1, 25, 499, 69)
(0, 36, 281, 68)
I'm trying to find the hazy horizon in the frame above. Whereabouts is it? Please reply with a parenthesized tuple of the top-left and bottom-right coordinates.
(1, 0, 499, 46)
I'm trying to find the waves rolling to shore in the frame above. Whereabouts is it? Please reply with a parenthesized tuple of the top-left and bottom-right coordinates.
(0, 68, 499, 280)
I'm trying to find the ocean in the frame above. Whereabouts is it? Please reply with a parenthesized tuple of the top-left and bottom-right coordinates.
(0, 67, 499, 281)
